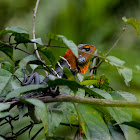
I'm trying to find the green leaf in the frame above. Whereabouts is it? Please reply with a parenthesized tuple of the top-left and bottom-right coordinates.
(0, 26, 30, 43)
(0, 69, 12, 96)
(0, 26, 28, 34)
(117, 67, 132, 86)
(18, 105, 28, 121)
(25, 98, 46, 108)
(47, 33, 63, 42)
(80, 79, 98, 86)
(0, 41, 14, 61)
(48, 106, 63, 136)
(77, 104, 111, 140)
(47, 33, 78, 57)
(29, 64, 39, 71)
(14, 33, 30, 43)
(0, 103, 10, 111)
(47, 79, 112, 99)
(122, 121, 140, 130)
(5, 84, 47, 101)
(35, 105, 48, 136)
(1, 62, 13, 72)
(91, 88, 113, 100)
(0, 112, 11, 118)
(122, 17, 140, 35)
(108, 92, 132, 140)
(115, 91, 137, 102)
(63, 67, 75, 81)
(38, 46, 56, 67)
(0, 136, 5, 140)
(106, 56, 125, 67)
(19, 55, 38, 69)
(58, 35, 78, 58)
(31, 38, 44, 45)
(107, 121, 125, 140)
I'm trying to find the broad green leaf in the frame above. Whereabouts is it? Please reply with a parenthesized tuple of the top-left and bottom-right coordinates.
(18, 105, 28, 121)
(77, 73, 84, 82)
(117, 67, 132, 86)
(0, 136, 5, 140)
(63, 67, 75, 81)
(0, 26, 28, 34)
(38, 46, 56, 67)
(48, 106, 63, 136)
(91, 88, 113, 100)
(47, 79, 104, 97)
(122, 121, 140, 130)
(107, 121, 125, 140)
(25, 98, 46, 108)
(115, 91, 137, 102)
(108, 92, 132, 140)
(77, 104, 111, 140)
(47, 33, 63, 42)
(106, 56, 125, 67)
(19, 55, 37, 69)
(47, 33, 78, 57)
(14, 33, 30, 43)
(0, 69, 12, 96)
(5, 84, 47, 101)
(31, 38, 44, 45)
(0, 103, 10, 111)
(29, 64, 39, 71)
(122, 17, 140, 35)
(80, 79, 98, 86)
(36, 105, 48, 136)
(0, 112, 11, 118)
(0, 26, 30, 43)
(1, 62, 13, 73)
(0, 41, 14, 61)
(58, 35, 78, 58)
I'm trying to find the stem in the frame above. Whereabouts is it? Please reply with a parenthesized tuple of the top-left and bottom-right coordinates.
(90, 50, 98, 75)
(32, 0, 41, 60)
(73, 103, 82, 140)
(105, 25, 126, 56)
(6, 94, 140, 108)
(37, 95, 140, 108)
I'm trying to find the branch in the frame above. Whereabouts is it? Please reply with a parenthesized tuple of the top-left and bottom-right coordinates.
(3, 93, 140, 108)
(37, 94, 140, 108)
(32, 0, 41, 60)
(105, 25, 126, 56)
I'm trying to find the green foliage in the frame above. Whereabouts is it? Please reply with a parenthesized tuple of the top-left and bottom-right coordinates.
(0, 22, 140, 140)
(122, 17, 140, 35)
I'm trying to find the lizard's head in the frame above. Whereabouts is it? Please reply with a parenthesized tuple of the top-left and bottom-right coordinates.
(77, 44, 95, 73)
(64, 44, 95, 74)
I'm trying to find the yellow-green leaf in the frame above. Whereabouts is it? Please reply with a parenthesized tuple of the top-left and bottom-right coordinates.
(122, 17, 140, 35)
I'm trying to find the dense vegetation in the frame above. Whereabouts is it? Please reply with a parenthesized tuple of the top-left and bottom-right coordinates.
(0, 1, 140, 140)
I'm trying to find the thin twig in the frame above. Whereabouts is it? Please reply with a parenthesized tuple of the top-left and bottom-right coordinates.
(73, 103, 82, 140)
(32, 0, 41, 60)
(44, 44, 67, 48)
(32, 0, 58, 75)
(14, 45, 32, 55)
(90, 50, 98, 75)
(30, 127, 43, 140)
(105, 25, 126, 56)
(92, 25, 127, 70)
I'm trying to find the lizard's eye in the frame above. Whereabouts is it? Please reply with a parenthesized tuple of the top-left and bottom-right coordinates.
(82, 47, 90, 52)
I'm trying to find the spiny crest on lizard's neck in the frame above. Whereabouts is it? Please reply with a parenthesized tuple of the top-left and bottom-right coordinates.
(64, 44, 95, 73)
